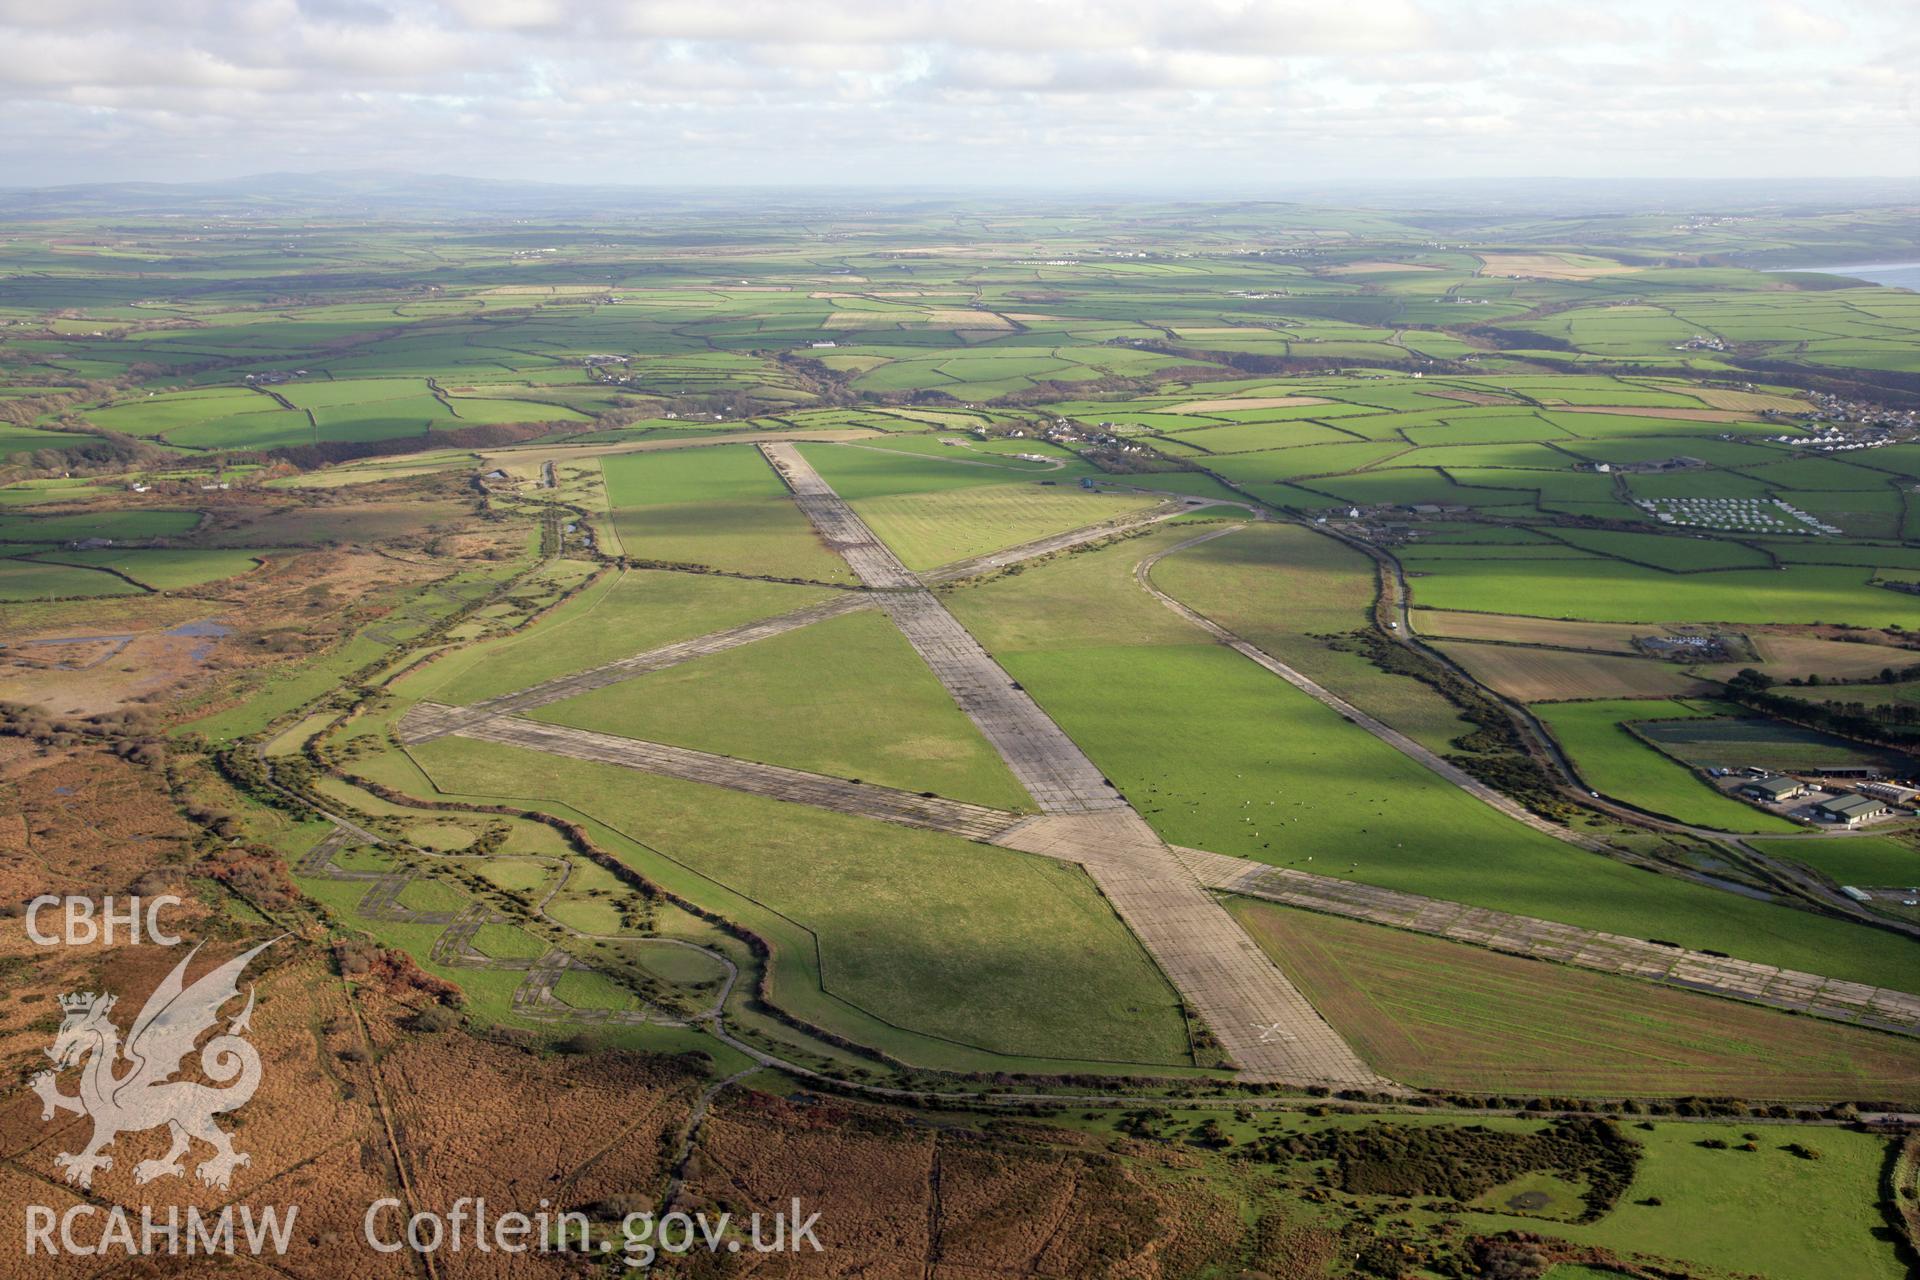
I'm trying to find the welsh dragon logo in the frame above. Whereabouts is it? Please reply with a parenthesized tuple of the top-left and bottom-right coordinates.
(32, 938, 277, 1191)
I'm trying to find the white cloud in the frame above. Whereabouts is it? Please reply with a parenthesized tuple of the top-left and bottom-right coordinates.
(0, 0, 1910, 185)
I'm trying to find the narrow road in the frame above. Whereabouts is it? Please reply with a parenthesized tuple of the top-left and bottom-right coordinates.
(1365, 536, 1920, 935)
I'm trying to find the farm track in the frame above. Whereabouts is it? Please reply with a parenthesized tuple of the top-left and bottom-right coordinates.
(758, 440, 1388, 1089)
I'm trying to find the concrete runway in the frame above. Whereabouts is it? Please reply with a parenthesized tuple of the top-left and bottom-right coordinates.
(393, 447, 1920, 1081)
(421, 708, 1027, 842)
(425, 700, 1920, 1044)
(758, 441, 1388, 1087)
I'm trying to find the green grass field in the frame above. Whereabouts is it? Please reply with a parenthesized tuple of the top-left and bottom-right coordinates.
(1748, 835, 1920, 888)
(552, 967, 641, 1011)
(601, 445, 855, 582)
(797, 439, 1074, 498)
(0, 556, 142, 599)
(401, 733, 1194, 1068)
(848, 479, 1158, 569)
(1147, 520, 1482, 754)
(399, 566, 833, 705)
(1518, 1122, 1904, 1280)
(0, 422, 86, 457)
(0, 508, 201, 544)
(1405, 558, 1920, 627)
(469, 857, 557, 894)
(530, 606, 1032, 808)
(395, 876, 472, 913)
(31, 546, 264, 590)
(1534, 700, 1801, 832)
(545, 864, 650, 934)
(1232, 899, 1920, 1103)
(948, 534, 1920, 990)
(469, 922, 551, 960)
(1546, 527, 1777, 570)
(1634, 713, 1898, 773)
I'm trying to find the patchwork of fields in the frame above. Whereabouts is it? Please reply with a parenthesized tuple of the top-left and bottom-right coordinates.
(7, 199, 1920, 1280)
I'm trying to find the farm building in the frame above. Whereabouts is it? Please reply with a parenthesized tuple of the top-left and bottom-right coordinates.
(1739, 775, 1808, 804)
(1810, 793, 1889, 827)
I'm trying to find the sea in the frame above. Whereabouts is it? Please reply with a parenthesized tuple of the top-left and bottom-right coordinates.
(1787, 261, 1920, 290)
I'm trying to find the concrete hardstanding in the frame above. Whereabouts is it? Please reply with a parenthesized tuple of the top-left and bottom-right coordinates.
(876, 590, 1127, 813)
(762, 441, 920, 589)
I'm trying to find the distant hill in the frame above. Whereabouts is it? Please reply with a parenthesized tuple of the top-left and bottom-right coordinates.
(0, 170, 676, 218)
(1, 171, 1915, 224)
(0, 171, 974, 220)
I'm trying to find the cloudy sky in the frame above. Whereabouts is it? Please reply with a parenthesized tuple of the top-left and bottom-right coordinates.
(0, 0, 1914, 188)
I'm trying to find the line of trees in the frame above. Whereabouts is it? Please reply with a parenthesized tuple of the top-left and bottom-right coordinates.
(1726, 668, 1920, 751)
